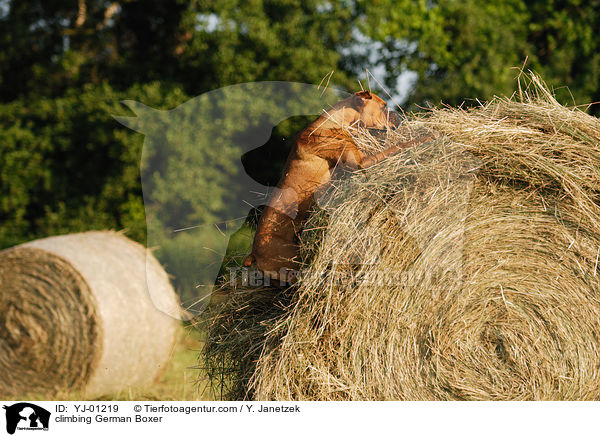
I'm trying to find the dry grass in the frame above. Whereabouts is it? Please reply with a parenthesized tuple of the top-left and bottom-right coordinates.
(95, 326, 207, 401)
(201, 286, 294, 400)
(4, 326, 206, 401)
(205, 74, 600, 400)
(0, 231, 181, 398)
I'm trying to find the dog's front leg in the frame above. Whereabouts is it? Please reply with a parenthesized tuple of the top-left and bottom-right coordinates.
(360, 133, 438, 168)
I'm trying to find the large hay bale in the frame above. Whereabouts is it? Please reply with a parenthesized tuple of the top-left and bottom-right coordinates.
(205, 76, 600, 400)
(203, 286, 293, 400)
(0, 230, 180, 398)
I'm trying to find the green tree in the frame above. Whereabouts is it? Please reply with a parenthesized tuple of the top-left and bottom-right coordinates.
(0, 81, 189, 248)
(180, 0, 358, 93)
(358, 0, 600, 111)
(0, 0, 360, 99)
(0, 0, 364, 297)
(0, 0, 363, 250)
(0, 0, 193, 99)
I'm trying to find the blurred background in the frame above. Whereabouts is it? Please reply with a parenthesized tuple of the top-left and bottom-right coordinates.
(1, 0, 599, 297)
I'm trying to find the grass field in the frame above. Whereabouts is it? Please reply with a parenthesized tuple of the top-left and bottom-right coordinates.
(13, 325, 211, 401)
(97, 324, 210, 401)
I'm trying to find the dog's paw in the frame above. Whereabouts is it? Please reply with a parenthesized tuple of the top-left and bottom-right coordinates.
(243, 254, 255, 267)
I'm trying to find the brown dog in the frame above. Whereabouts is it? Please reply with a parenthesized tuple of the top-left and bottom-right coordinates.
(243, 91, 430, 281)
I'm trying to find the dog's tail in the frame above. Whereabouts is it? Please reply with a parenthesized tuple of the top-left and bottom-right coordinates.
(243, 254, 255, 267)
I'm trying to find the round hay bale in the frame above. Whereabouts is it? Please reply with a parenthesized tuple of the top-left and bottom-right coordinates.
(202, 286, 293, 400)
(0, 230, 181, 398)
(205, 75, 600, 400)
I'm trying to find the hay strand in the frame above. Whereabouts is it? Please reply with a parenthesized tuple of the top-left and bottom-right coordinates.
(0, 231, 181, 398)
(205, 74, 600, 400)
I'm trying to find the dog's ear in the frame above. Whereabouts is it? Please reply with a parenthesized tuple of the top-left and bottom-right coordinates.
(351, 91, 372, 109)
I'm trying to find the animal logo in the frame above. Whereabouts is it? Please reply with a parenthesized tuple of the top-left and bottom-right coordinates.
(3, 403, 50, 435)
(116, 82, 480, 307)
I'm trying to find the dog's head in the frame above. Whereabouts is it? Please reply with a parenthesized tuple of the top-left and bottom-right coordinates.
(348, 91, 399, 129)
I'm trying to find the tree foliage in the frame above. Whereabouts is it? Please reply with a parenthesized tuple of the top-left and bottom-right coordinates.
(0, 81, 188, 247)
(0, 0, 358, 251)
(359, 0, 600, 111)
(1, 0, 600, 293)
